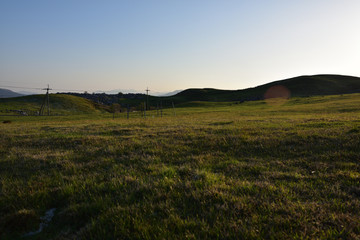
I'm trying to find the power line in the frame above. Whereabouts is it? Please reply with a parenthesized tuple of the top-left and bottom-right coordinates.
(0, 85, 89, 93)
(0, 84, 151, 94)
(0, 80, 44, 84)
(50, 88, 89, 92)
(0, 85, 43, 90)
(145, 87, 150, 110)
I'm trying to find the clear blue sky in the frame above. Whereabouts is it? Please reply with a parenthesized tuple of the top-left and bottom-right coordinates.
(1, 0, 360, 93)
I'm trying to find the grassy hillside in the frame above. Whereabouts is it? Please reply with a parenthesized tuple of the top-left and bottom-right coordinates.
(0, 93, 359, 239)
(61, 74, 360, 109)
(159, 74, 360, 104)
(0, 94, 108, 115)
(259, 74, 360, 96)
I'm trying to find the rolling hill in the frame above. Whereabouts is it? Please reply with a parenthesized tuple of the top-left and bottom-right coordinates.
(0, 94, 108, 115)
(2, 74, 359, 114)
(163, 74, 360, 103)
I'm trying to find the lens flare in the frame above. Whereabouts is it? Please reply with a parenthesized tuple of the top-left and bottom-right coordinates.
(264, 85, 291, 106)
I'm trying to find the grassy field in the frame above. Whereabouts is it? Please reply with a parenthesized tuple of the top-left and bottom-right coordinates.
(0, 94, 359, 239)
(0, 94, 108, 115)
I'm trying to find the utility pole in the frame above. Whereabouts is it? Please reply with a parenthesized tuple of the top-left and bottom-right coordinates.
(172, 101, 176, 116)
(127, 104, 130, 119)
(160, 101, 163, 117)
(39, 84, 52, 116)
(145, 87, 150, 111)
(156, 102, 159, 117)
(144, 102, 146, 118)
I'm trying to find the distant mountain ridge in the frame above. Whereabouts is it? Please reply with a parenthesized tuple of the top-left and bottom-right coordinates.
(0, 88, 23, 98)
(94, 89, 183, 96)
(160, 90, 183, 96)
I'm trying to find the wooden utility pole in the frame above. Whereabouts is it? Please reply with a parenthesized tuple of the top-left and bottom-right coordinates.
(156, 102, 159, 117)
(127, 105, 130, 119)
(39, 84, 52, 116)
(172, 101, 176, 116)
(145, 87, 150, 110)
(144, 102, 146, 118)
(160, 101, 163, 117)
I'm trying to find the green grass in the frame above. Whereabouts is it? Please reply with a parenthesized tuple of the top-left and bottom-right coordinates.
(0, 94, 108, 115)
(0, 93, 360, 239)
